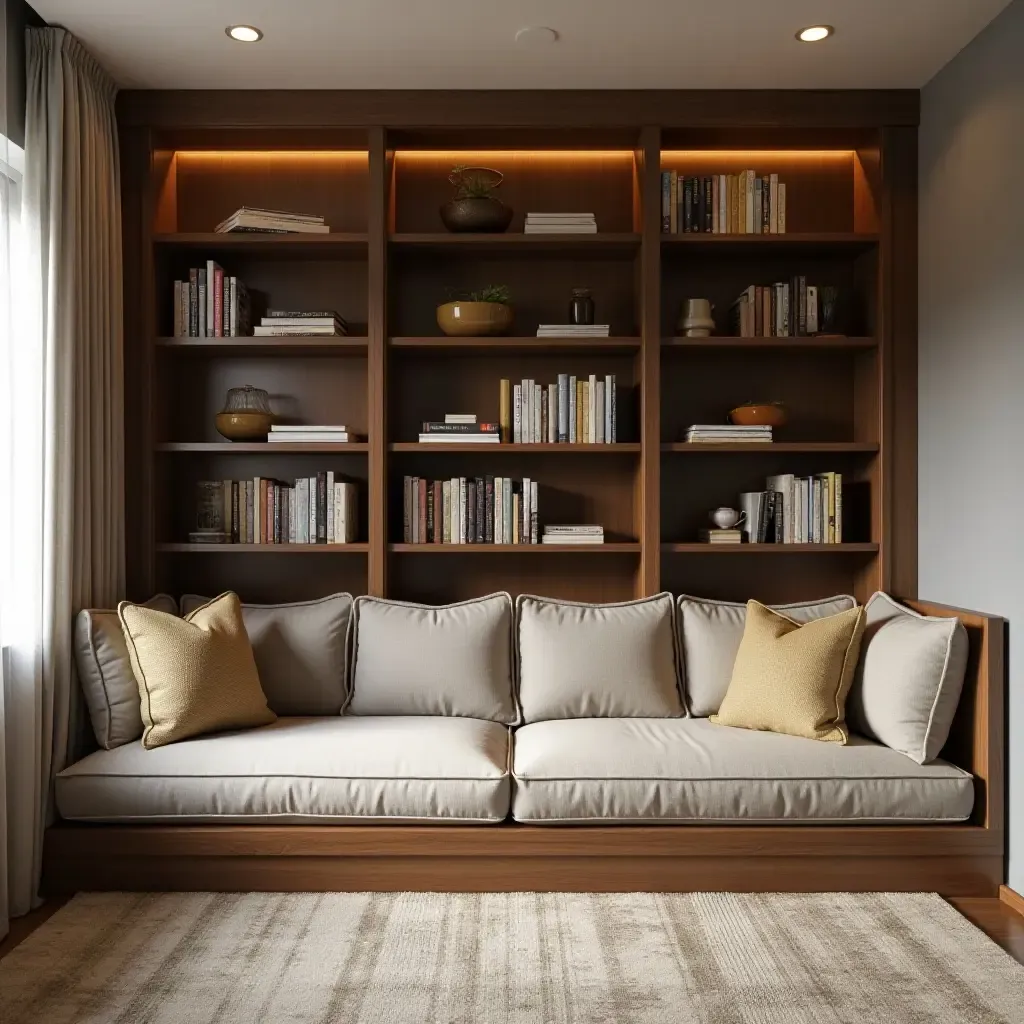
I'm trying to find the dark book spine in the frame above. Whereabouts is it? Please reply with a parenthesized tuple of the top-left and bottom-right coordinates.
(475, 476, 485, 543)
(661, 172, 670, 233)
(317, 472, 327, 543)
(432, 481, 442, 543)
(231, 481, 239, 543)
(683, 177, 693, 232)
(420, 422, 500, 433)
(466, 480, 476, 544)
(485, 476, 494, 544)
(188, 268, 198, 336)
(704, 177, 713, 232)
(418, 477, 427, 544)
(759, 491, 772, 543)
(426, 483, 434, 543)
(695, 177, 705, 233)
(773, 491, 784, 543)
(403, 476, 411, 543)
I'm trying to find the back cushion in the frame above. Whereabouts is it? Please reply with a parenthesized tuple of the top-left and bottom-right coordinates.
(75, 594, 178, 749)
(348, 593, 516, 723)
(179, 593, 352, 715)
(678, 594, 858, 717)
(517, 593, 682, 722)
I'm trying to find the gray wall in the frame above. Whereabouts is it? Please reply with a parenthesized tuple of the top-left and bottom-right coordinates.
(920, 0, 1024, 890)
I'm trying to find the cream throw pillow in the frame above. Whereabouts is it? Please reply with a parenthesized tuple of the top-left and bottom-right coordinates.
(119, 592, 276, 749)
(712, 600, 866, 743)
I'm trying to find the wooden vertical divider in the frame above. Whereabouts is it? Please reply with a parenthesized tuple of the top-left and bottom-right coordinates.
(367, 128, 389, 595)
(638, 127, 662, 596)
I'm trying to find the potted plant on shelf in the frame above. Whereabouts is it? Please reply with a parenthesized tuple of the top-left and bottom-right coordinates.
(440, 166, 514, 233)
(437, 286, 513, 336)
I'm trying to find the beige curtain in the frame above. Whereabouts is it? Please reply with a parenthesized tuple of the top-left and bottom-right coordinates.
(0, 27, 123, 937)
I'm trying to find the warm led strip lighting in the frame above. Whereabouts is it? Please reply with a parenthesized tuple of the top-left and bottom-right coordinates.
(173, 151, 367, 161)
(396, 150, 634, 161)
(662, 150, 854, 160)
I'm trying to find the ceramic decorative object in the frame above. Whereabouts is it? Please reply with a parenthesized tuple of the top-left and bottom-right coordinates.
(440, 167, 513, 233)
(711, 507, 745, 530)
(676, 298, 715, 337)
(569, 287, 595, 325)
(215, 384, 273, 441)
(729, 402, 789, 428)
(437, 300, 514, 337)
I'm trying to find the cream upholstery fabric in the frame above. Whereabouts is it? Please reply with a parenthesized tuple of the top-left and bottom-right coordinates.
(348, 594, 516, 723)
(119, 593, 276, 748)
(678, 594, 858, 717)
(511, 718, 974, 823)
(179, 593, 352, 715)
(848, 593, 970, 764)
(712, 601, 866, 742)
(74, 595, 177, 749)
(516, 593, 682, 722)
(56, 717, 511, 823)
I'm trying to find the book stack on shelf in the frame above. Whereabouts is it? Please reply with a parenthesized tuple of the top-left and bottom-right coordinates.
(536, 323, 611, 338)
(194, 474, 358, 545)
(685, 424, 773, 444)
(661, 171, 787, 234)
(403, 475, 539, 545)
(739, 472, 843, 544)
(254, 310, 348, 337)
(172, 261, 249, 337)
(419, 414, 500, 445)
(698, 528, 744, 545)
(502, 374, 617, 444)
(267, 424, 356, 444)
(524, 212, 597, 234)
(731, 280, 820, 337)
(215, 206, 329, 234)
(541, 525, 604, 546)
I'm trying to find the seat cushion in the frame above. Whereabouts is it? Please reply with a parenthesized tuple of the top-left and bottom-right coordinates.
(348, 594, 517, 723)
(56, 716, 510, 823)
(516, 593, 683, 721)
(179, 593, 353, 716)
(511, 718, 974, 823)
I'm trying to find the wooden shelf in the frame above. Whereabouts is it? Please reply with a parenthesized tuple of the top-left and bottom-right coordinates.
(156, 442, 369, 453)
(661, 543, 879, 554)
(660, 232, 878, 251)
(661, 442, 880, 454)
(662, 337, 877, 351)
(390, 336, 641, 353)
(389, 543, 641, 554)
(389, 443, 641, 454)
(389, 232, 641, 253)
(156, 337, 368, 356)
(157, 543, 370, 554)
(153, 232, 368, 254)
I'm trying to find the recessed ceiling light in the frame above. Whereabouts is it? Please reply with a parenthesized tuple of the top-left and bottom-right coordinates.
(226, 25, 263, 42)
(796, 25, 833, 42)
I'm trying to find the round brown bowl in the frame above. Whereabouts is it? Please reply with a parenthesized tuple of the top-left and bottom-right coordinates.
(440, 197, 513, 233)
(215, 411, 274, 441)
(729, 403, 788, 428)
(436, 301, 513, 337)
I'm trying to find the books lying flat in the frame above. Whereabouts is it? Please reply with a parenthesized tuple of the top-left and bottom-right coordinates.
(417, 434, 500, 444)
(699, 529, 744, 544)
(536, 325, 611, 337)
(543, 525, 603, 535)
(216, 206, 329, 234)
(267, 432, 351, 443)
(260, 316, 346, 328)
(525, 212, 597, 234)
(541, 535, 605, 544)
(685, 424, 773, 443)
(253, 325, 347, 336)
(445, 414, 477, 424)
(421, 422, 499, 434)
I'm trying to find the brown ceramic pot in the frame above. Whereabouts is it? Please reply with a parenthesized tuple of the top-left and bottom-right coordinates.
(436, 301, 513, 337)
(728, 403, 789, 428)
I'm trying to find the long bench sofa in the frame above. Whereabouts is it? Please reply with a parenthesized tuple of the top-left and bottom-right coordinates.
(44, 590, 1004, 896)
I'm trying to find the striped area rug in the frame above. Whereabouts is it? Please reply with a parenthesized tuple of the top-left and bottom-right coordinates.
(2, 891, 1022, 1022)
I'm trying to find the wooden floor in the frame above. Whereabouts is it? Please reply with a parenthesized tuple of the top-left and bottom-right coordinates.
(3, 895, 1023, 965)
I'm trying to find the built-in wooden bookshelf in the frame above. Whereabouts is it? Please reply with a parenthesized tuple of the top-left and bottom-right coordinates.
(120, 94, 917, 607)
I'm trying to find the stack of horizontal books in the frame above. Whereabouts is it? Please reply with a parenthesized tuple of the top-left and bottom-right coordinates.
(418, 414, 500, 444)
(267, 425, 354, 444)
(215, 207, 329, 234)
(685, 424, 773, 444)
(698, 528, 744, 545)
(524, 212, 597, 234)
(541, 525, 604, 545)
(536, 324, 611, 338)
(253, 310, 348, 337)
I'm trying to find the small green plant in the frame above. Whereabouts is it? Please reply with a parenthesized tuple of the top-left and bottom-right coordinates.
(449, 165, 503, 200)
(470, 285, 511, 304)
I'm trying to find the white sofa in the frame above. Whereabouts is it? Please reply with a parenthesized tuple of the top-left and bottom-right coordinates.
(57, 590, 974, 826)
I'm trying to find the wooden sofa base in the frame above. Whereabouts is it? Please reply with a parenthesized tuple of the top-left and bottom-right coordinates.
(43, 823, 1003, 897)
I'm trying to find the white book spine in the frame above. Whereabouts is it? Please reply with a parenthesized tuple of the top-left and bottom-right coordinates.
(494, 477, 502, 544)
(778, 182, 787, 233)
(205, 260, 216, 335)
(522, 379, 531, 443)
(441, 480, 450, 544)
(503, 478, 512, 544)
(533, 383, 541, 444)
(806, 286, 818, 334)
(522, 477, 531, 546)
(513, 385, 522, 444)
(288, 487, 296, 544)
(604, 374, 613, 442)
(530, 480, 538, 544)
(745, 170, 754, 233)
(547, 383, 557, 443)
(332, 483, 341, 544)
(326, 471, 335, 543)
(557, 374, 569, 443)
(568, 376, 577, 443)
(595, 381, 605, 444)
(588, 374, 597, 443)
(460, 478, 467, 543)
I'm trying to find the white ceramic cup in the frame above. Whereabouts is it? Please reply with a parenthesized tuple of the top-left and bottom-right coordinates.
(711, 507, 745, 530)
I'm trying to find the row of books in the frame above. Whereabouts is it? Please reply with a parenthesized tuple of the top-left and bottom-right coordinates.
(500, 374, 617, 444)
(685, 425, 772, 444)
(740, 473, 843, 545)
(172, 261, 250, 337)
(524, 212, 596, 234)
(254, 310, 349, 337)
(731, 279, 821, 337)
(196, 475, 358, 545)
(403, 476, 539, 545)
(215, 206, 330, 235)
(660, 171, 787, 234)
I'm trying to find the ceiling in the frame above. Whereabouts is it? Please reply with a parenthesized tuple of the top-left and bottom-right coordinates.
(32, 0, 1012, 90)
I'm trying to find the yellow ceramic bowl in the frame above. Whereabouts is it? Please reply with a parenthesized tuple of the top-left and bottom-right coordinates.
(436, 301, 513, 337)
(215, 411, 273, 441)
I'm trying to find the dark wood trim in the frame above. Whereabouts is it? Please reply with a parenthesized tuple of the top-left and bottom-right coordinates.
(42, 823, 1000, 896)
(116, 90, 920, 130)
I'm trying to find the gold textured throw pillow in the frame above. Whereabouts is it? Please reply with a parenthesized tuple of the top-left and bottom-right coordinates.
(711, 600, 866, 743)
(119, 591, 276, 749)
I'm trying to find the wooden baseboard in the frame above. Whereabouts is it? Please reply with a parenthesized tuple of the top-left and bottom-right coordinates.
(999, 885, 1024, 917)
